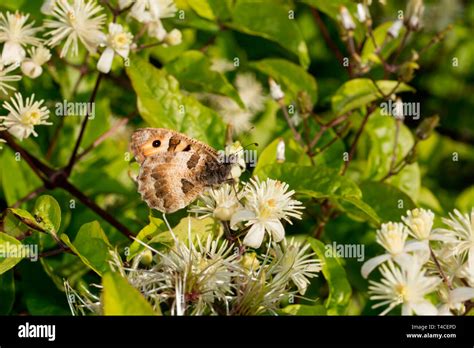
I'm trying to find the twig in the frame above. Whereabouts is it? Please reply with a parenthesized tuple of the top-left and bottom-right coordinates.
(75, 117, 130, 162)
(65, 73, 104, 175)
(340, 105, 375, 175)
(59, 180, 134, 239)
(430, 246, 452, 290)
(310, 9, 345, 69)
(12, 187, 46, 208)
(389, 119, 401, 173)
(309, 113, 348, 150)
(278, 99, 304, 147)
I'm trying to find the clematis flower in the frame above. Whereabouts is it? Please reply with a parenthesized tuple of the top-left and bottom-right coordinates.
(97, 23, 133, 74)
(231, 178, 303, 248)
(369, 260, 440, 315)
(0, 11, 42, 65)
(44, 0, 106, 57)
(0, 93, 51, 140)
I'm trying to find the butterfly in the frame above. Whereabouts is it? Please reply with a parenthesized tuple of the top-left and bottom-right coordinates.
(131, 128, 238, 214)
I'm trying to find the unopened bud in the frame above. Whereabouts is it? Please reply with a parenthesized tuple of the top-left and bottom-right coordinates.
(339, 6, 356, 31)
(356, 3, 370, 23)
(405, 0, 424, 31)
(393, 97, 404, 121)
(164, 29, 182, 46)
(276, 138, 285, 163)
(269, 78, 284, 100)
(140, 249, 153, 266)
(388, 20, 403, 38)
(415, 115, 439, 141)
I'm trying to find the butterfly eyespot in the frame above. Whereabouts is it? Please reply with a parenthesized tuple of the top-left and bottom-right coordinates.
(152, 140, 161, 148)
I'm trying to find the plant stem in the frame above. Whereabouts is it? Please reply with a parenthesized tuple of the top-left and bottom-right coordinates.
(65, 72, 103, 175)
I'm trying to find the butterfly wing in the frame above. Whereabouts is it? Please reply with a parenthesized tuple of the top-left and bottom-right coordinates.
(131, 128, 220, 164)
(131, 128, 227, 213)
(137, 152, 205, 213)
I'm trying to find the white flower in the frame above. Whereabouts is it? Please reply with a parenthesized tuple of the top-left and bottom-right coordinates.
(0, 12, 42, 65)
(189, 183, 241, 221)
(435, 209, 474, 269)
(210, 58, 235, 73)
(437, 287, 474, 315)
(41, 0, 58, 15)
(361, 222, 426, 278)
(209, 95, 253, 134)
(97, 23, 133, 74)
(0, 62, 21, 95)
(272, 239, 321, 295)
(231, 178, 304, 248)
(369, 260, 440, 315)
(0, 93, 51, 140)
(122, 0, 177, 23)
(223, 141, 246, 180)
(21, 46, 52, 79)
(269, 78, 284, 101)
(235, 73, 266, 113)
(402, 208, 434, 241)
(44, 0, 106, 57)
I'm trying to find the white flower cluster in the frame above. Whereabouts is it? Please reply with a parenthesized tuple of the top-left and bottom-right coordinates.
(67, 227, 321, 316)
(0, 0, 182, 142)
(191, 174, 304, 249)
(363, 208, 474, 315)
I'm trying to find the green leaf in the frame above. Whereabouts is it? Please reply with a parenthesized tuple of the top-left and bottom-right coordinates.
(249, 58, 318, 106)
(361, 21, 407, 65)
(1, 148, 42, 206)
(331, 79, 414, 115)
(102, 272, 158, 315)
(0, 270, 15, 314)
(207, 0, 233, 20)
(456, 186, 474, 213)
(281, 304, 326, 315)
(253, 135, 311, 176)
(126, 55, 226, 148)
(60, 221, 112, 276)
(362, 111, 420, 200)
(0, 232, 24, 275)
(127, 217, 167, 262)
(359, 182, 417, 222)
(300, 0, 356, 21)
(308, 237, 352, 315)
(33, 195, 62, 233)
(256, 163, 380, 224)
(165, 50, 244, 107)
(228, 1, 310, 68)
(187, 0, 215, 20)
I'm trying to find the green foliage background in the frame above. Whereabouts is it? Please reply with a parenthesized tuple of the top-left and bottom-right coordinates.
(0, 0, 473, 316)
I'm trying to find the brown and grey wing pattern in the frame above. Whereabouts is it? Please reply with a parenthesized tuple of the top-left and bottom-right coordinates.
(131, 128, 220, 164)
(137, 152, 205, 213)
(131, 128, 231, 213)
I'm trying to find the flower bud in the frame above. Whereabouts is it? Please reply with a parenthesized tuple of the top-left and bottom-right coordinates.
(356, 3, 371, 23)
(405, 0, 424, 31)
(415, 115, 439, 141)
(393, 97, 404, 121)
(339, 6, 356, 31)
(140, 249, 153, 266)
(388, 20, 403, 38)
(276, 138, 285, 163)
(21, 60, 42, 79)
(269, 78, 284, 100)
(164, 29, 182, 46)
